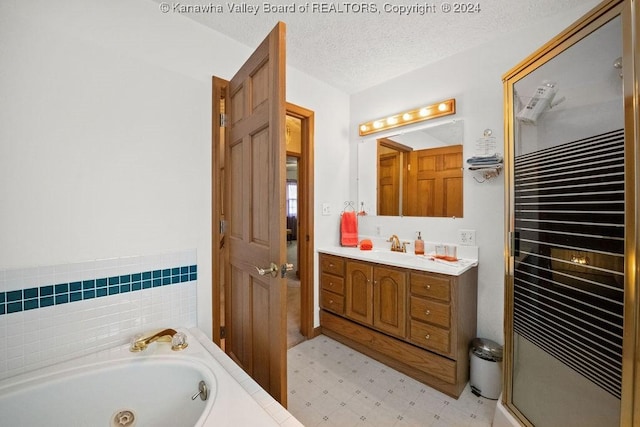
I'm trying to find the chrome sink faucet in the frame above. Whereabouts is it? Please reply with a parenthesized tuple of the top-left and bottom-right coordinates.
(129, 328, 188, 352)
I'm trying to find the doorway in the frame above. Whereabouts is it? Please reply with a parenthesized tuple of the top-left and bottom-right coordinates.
(286, 152, 303, 348)
(503, 4, 634, 426)
(284, 105, 315, 348)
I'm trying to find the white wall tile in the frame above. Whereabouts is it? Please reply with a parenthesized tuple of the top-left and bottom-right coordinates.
(0, 250, 197, 380)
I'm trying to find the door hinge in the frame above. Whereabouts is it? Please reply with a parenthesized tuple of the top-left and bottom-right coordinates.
(220, 113, 227, 127)
(220, 326, 226, 339)
(219, 220, 227, 234)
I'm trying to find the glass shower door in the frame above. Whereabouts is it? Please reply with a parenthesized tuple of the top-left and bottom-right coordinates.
(508, 13, 624, 427)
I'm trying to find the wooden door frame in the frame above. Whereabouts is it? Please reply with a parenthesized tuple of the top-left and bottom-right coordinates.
(377, 138, 411, 216)
(211, 89, 315, 344)
(212, 76, 226, 345)
(286, 102, 315, 339)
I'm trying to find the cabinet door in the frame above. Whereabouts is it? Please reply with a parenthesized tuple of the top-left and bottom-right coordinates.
(373, 266, 407, 337)
(345, 261, 373, 325)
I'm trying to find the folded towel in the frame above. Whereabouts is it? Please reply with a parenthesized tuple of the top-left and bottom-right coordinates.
(340, 211, 358, 247)
(467, 154, 503, 165)
(359, 239, 373, 250)
(468, 163, 503, 170)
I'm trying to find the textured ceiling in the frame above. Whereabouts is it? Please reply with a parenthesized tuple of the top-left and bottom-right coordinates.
(155, 0, 600, 94)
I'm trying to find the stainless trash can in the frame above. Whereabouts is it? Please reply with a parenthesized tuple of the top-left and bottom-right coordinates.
(469, 338, 503, 399)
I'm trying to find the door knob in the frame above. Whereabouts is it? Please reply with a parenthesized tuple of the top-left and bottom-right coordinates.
(255, 263, 278, 278)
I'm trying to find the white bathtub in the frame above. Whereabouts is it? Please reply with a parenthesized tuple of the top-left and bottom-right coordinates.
(0, 328, 302, 427)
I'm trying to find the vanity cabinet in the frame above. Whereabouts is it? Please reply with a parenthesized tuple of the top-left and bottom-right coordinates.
(345, 261, 407, 338)
(319, 252, 477, 398)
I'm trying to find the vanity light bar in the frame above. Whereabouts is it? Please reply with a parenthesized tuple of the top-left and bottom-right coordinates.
(358, 98, 456, 136)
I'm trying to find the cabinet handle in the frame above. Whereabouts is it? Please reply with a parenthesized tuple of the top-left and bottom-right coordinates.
(329, 263, 334, 267)
(426, 285, 431, 290)
(329, 300, 334, 304)
(425, 334, 430, 340)
(425, 310, 431, 316)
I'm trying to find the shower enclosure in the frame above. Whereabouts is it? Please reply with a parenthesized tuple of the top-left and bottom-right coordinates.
(503, 1, 639, 426)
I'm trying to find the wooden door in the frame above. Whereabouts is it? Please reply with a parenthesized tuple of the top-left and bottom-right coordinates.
(406, 145, 463, 217)
(373, 266, 407, 337)
(345, 261, 373, 325)
(225, 22, 287, 404)
(378, 152, 400, 216)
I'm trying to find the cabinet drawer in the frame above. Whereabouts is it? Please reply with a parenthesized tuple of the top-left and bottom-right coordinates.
(320, 254, 345, 276)
(410, 273, 451, 302)
(321, 289, 345, 314)
(410, 320, 451, 355)
(321, 273, 345, 295)
(410, 296, 450, 328)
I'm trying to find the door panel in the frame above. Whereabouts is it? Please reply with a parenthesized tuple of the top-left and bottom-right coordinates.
(378, 153, 400, 216)
(230, 264, 246, 363)
(230, 142, 243, 237)
(505, 10, 625, 426)
(346, 261, 373, 324)
(373, 267, 406, 337)
(252, 277, 271, 387)
(407, 145, 463, 217)
(225, 22, 287, 405)
(251, 128, 270, 243)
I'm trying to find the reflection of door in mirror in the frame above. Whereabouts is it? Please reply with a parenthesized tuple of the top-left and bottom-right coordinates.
(377, 138, 410, 216)
(407, 145, 463, 217)
(377, 138, 462, 217)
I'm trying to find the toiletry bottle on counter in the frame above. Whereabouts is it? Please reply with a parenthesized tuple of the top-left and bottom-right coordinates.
(415, 232, 424, 255)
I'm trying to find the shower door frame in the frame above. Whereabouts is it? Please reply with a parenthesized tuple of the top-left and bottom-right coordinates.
(502, 0, 640, 425)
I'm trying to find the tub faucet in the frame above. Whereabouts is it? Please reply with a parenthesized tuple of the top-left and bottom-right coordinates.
(129, 328, 188, 352)
(388, 235, 405, 252)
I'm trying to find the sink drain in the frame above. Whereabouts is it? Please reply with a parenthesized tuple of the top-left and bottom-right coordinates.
(111, 409, 136, 427)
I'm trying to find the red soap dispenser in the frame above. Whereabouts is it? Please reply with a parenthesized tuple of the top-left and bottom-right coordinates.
(414, 231, 425, 255)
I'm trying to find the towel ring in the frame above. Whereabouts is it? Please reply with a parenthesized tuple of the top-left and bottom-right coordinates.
(342, 201, 355, 213)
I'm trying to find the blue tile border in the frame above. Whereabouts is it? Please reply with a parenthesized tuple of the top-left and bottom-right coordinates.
(0, 264, 197, 317)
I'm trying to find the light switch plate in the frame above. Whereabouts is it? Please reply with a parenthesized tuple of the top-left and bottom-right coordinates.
(458, 229, 476, 246)
(321, 203, 331, 216)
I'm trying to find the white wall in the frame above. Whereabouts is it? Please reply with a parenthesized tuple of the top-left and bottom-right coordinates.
(0, 0, 601, 351)
(348, 1, 600, 343)
(0, 0, 350, 338)
(287, 70, 351, 326)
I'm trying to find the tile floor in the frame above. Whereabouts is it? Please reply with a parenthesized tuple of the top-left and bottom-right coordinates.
(287, 335, 496, 427)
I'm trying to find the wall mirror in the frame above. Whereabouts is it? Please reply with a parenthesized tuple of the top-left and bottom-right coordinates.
(357, 119, 464, 217)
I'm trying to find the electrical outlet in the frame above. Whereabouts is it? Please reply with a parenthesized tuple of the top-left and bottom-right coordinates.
(376, 225, 383, 236)
(458, 229, 476, 246)
(321, 203, 331, 216)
